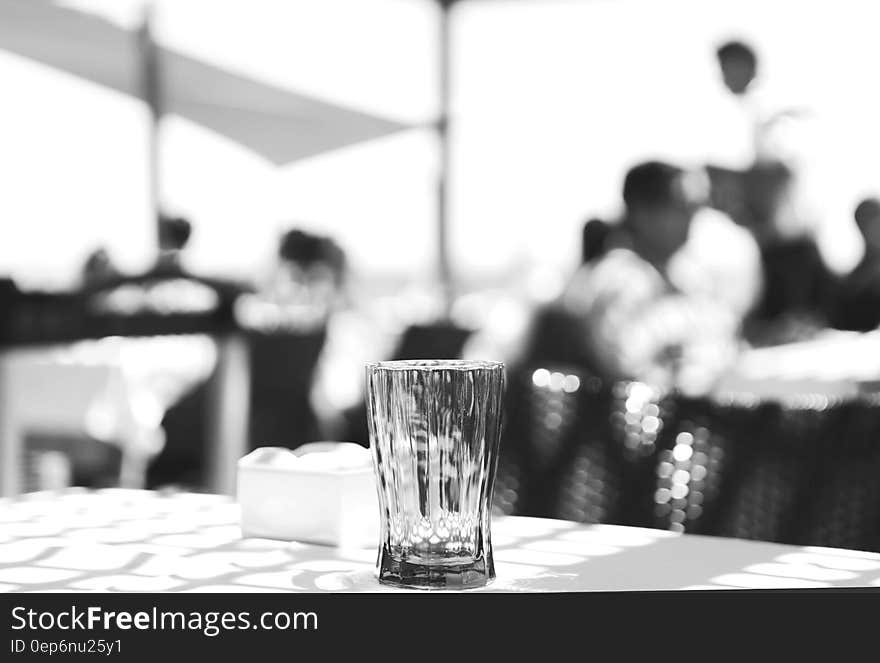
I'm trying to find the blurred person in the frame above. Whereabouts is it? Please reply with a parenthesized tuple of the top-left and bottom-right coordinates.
(153, 214, 193, 276)
(558, 161, 761, 393)
(743, 161, 837, 342)
(709, 40, 823, 248)
(240, 227, 392, 447)
(714, 39, 810, 166)
(715, 39, 828, 221)
(237, 228, 349, 332)
(85, 214, 247, 318)
(717, 40, 758, 98)
(709, 42, 830, 339)
(0, 275, 20, 346)
(831, 198, 880, 331)
(275, 228, 347, 322)
(464, 163, 761, 388)
(242, 228, 344, 451)
(711, 39, 764, 171)
(81, 247, 119, 288)
(581, 217, 611, 264)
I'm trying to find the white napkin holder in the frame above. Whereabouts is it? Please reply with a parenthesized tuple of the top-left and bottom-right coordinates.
(237, 442, 378, 548)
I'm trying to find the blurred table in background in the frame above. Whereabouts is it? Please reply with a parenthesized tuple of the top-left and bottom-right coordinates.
(0, 280, 473, 498)
(1, 489, 879, 592)
(0, 337, 217, 497)
(713, 330, 880, 404)
(0, 285, 246, 496)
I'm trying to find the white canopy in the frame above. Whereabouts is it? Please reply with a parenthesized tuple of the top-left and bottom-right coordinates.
(0, 0, 409, 165)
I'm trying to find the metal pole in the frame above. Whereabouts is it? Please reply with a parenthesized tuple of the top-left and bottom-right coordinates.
(137, 5, 162, 251)
(437, 2, 453, 319)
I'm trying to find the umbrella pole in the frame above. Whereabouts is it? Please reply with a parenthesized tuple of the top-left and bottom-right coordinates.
(137, 6, 163, 252)
(147, 91, 161, 252)
(437, 2, 453, 320)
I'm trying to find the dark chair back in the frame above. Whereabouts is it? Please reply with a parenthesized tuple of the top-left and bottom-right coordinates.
(391, 323, 473, 361)
(247, 328, 328, 451)
(794, 399, 880, 552)
(500, 361, 880, 552)
(341, 322, 474, 446)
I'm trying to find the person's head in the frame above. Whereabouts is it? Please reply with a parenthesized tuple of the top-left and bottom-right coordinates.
(82, 247, 116, 286)
(855, 198, 880, 253)
(716, 40, 757, 95)
(581, 217, 611, 263)
(622, 161, 695, 262)
(277, 228, 347, 304)
(158, 215, 192, 253)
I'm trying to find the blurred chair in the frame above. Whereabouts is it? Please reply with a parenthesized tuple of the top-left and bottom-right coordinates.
(648, 396, 731, 535)
(499, 362, 614, 521)
(341, 321, 474, 446)
(519, 306, 597, 370)
(147, 375, 210, 489)
(542, 370, 618, 523)
(21, 433, 121, 492)
(704, 396, 880, 553)
(497, 334, 880, 553)
(499, 365, 875, 551)
(705, 400, 829, 544)
(391, 322, 473, 361)
(247, 327, 327, 451)
(794, 398, 880, 552)
(149, 327, 328, 487)
(496, 301, 610, 519)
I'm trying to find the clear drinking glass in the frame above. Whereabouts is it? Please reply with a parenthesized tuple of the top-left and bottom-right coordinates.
(366, 360, 505, 589)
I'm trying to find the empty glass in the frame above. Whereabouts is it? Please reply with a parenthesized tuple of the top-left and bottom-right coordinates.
(366, 360, 505, 589)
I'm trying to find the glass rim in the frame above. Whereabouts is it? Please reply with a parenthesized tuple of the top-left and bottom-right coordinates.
(366, 359, 504, 371)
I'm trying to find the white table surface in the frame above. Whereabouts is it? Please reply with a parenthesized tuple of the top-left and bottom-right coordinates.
(1, 489, 878, 593)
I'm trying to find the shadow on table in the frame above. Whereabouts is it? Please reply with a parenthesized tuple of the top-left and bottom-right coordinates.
(1, 492, 879, 593)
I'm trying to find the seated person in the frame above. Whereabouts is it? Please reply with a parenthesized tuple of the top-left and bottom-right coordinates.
(741, 162, 838, 342)
(558, 161, 761, 394)
(241, 228, 393, 447)
(831, 198, 880, 331)
(86, 215, 247, 318)
(240, 229, 345, 449)
(238, 229, 348, 332)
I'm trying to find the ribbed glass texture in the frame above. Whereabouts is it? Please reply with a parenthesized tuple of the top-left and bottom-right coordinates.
(366, 360, 505, 589)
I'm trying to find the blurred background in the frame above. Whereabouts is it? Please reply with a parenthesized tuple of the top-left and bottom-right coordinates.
(4, 0, 880, 552)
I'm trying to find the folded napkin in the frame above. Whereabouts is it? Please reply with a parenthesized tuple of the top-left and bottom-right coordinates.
(237, 443, 378, 548)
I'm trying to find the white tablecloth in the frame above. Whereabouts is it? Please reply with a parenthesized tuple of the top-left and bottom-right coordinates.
(1, 490, 878, 592)
(713, 329, 880, 402)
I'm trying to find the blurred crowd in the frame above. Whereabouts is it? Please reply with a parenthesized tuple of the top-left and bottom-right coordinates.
(471, 40, 880, 391)
(5, 38, 880, 493)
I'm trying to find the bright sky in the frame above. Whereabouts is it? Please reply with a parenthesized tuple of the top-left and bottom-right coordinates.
(1, 0, 878, 291)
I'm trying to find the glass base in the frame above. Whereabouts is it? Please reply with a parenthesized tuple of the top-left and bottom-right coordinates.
(377, 549, 495, 590)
